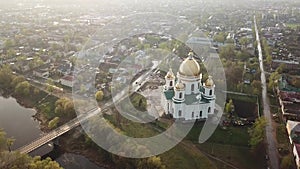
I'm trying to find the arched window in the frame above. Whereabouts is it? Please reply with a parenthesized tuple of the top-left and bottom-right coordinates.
(209, 89, 212, 95)
(191, 84, 195, 91)
(170, 81, 173, 86)
(179, 92, 182, 99)
(178, 110, 182, 117)
(208, 107, 211, 114)
(200, 111, 202, 117)
(192, 112, 194, 118)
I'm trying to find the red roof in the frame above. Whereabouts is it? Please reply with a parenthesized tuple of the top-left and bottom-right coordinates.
(62, 75, 74, 81)
(295, 144, 300, 156)
(279, 91, 300, 101)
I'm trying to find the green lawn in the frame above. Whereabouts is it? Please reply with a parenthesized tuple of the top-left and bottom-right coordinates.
(227, 93, 257, 103)
(186, 122, 250, 146)
(186, 122, 267, 169)
(286, 23, 300, 29)
(198, 143, 266, 169)
(161, 143, 216, 169)
(103, 113, 216, 169)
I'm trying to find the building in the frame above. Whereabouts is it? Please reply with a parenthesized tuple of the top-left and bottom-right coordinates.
(161, 52, 216, 120)
(60, 75, 74, 87)
(277, 76, 300, 121)
(286, 120, 300, 169)
(33, 64, 51, 78)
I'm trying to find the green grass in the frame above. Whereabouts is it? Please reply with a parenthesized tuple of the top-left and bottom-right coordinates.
(277, 124, 288, 144)
(103, 113, 216, 169)
(103, 113, 159, 138)
(276, 124, 291, 157)
(186, 122, 250, 146)
(286, 23, 300, 29)
(227, 93, 257, 103)
(160, 143, 216, 169)
(129, 92, 147, 111)
(198, 143, 266, 169)
(186, 122, 267, 169)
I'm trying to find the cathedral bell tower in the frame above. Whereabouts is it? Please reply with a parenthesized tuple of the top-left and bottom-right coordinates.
(173, 81, 185, 102)
(164, 68, 175, 90)
(203, 76, 215, 100)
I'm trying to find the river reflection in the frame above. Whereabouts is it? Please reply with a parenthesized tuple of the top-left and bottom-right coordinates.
(0, 96, 42, 150)
(56, 153, 104, 169)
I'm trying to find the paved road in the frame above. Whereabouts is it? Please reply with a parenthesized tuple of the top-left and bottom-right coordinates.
(254, 15, 279, 169)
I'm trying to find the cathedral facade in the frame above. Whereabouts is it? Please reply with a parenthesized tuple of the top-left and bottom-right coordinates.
(161, 52, 216, 120)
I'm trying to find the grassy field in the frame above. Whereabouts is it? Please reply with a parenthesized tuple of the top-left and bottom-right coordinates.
(103, 113, 216, 169)
(227, 93, 257, 103)
(161, 143, 216, 169)
(286, 23, 300, 29)
(198, 143, 266, 169)
(186, 122, 249, 146)
(186, 122, 267, 169)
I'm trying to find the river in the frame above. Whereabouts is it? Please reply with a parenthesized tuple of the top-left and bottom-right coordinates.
(0, 96, 103, 169)
(0, 96, 42, 150)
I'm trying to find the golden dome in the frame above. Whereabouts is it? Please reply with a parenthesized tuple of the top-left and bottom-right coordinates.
(205, 76, 214, 87)
(179, 52, 200, 77)
(175, 82, 185, 90)
(165, 68, 175, 79)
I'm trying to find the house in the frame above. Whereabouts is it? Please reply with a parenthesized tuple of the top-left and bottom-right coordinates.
(286, 120, 300, 169)
(33, 64, 51, 78)
(57, 60, 72, 75)
(33, 69, 49, 78)
(277, 76, 300, 121)
(294, 144, 300, 169)
(60, 75, 74, 87)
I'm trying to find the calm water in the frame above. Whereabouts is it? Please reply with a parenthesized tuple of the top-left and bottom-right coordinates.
(0, 96, 42, 150)
(0, 96, 104, 169)
(56, 153, 104, 169)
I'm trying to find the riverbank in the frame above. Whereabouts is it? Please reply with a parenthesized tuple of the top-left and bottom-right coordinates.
(58, 128, 112, 169)
(0, 87, 111, 168)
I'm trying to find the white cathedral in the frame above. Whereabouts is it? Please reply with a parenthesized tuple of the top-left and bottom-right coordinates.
(161, 52, 216, 120)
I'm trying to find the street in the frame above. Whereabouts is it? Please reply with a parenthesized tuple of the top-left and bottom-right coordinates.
(254, 15, 279, 169)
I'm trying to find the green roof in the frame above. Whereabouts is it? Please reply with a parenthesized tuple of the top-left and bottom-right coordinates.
(165, 91, 211, 105)
(279, 76, 300, 92)
(164, 90, 174, 100)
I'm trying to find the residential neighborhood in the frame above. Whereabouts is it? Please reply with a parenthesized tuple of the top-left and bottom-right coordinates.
(0, 0, 300, 169)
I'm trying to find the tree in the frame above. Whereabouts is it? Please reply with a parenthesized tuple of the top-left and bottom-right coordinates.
(55, 98, 75, 117)
(11, 76, 25, 88)
(0, 129, 63, 169)
(6, 138, 14, 152)
(268, 71, 280, 91)
(276, 63, 286, 74)
(266, 54, 272, 65)
(251, 80, 262, 95)
(225, 99, 234, 115)
(137, 156, 166, 169)
(80, 84, 86, 94)
(248, 117, 267, 148)
(292, 78, 300, 88)
(213, 32, 226, 43)
(15, 81, 31, 96)
(280, 154, 294, 169)
(48, 117, 60, 129)
(239, 37, 249, 49)
(219, 45, 236, 60)
(33, 88, 40, 95)
(4, 39, 15, 50)
(0, 65, 14, 89)
(46, 79, 55, 93)
(95, 90, 104, 102)
(237, 50, 251, 61)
